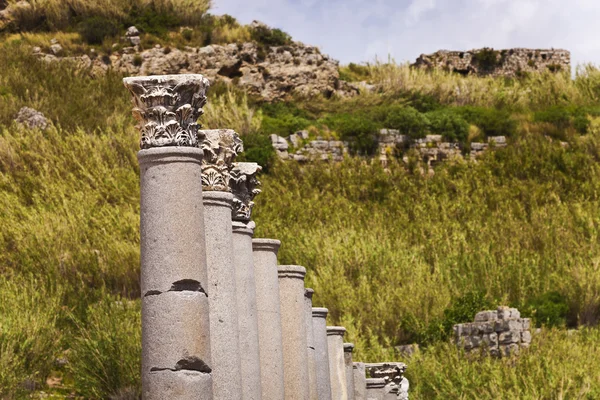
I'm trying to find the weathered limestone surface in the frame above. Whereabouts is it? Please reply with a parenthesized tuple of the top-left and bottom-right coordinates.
(327, 326, 348, 400)
(312, 308, 333, 400)
(344, 343, 356, 400)
(278, 265, 310, 400)
(304, 289, 319, 400)
(365, 378, 386, 400)
(454, 306, 532, 357)
(253, 239, 286, 400)
(366, 363, 409, 400)
(353, 362, 367, 400)
(230, 161, 263, 400)
(412, 48, 571, 77)
(131, 73, 214, 399)
(203, 190, 243, 399)
(231, 220, 262, 400)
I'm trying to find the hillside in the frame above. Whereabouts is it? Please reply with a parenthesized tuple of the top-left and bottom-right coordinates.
(2, 1, 600, 399)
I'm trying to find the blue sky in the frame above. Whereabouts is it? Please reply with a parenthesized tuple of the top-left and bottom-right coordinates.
(212, 0, 600, 68)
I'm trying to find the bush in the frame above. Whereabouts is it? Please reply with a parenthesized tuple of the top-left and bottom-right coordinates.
(0, 275, 63, 398)
(534, 106, 592, 134)
(78, 17, 119, 45)
(127, 6, 181, 36)
(251, 25, 292, 47)
(457, 106, 517, 137)
(426, 109, 470, 142)
(524, 291, 570, 328)
(339, 63, 371, 82)
(324, 113, 378, 154)
(67, 296, 141, 399)
(238, 132, 276, 172)
(384, 106, 429, 139)
(472, 47, 501, 72)
(260, 102, 312, 136)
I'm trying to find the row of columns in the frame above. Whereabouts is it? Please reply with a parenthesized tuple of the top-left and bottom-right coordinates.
(125, 74, 408, 399)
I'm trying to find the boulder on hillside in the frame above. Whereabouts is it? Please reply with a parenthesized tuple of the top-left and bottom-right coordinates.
(15, 107, 48, 130)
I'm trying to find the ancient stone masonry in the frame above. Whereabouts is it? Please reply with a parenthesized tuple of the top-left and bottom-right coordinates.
(412, 48, 571, 77)
(125, 74, 213, 399)
(126, 73, 412, 399)
(124, 74, 209, 149)
(272, 129, 506, 166)
(365, 363, 409, 400)
(453, 306, 532, 357)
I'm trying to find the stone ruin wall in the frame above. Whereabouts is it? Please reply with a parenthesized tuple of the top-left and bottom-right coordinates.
(454, 306, 532, 357)
(271, 129, 507, 166)
(412, 48, 571, 77)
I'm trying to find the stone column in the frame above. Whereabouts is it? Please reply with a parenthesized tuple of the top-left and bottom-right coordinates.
(230, 162, 263, 400)
(327, 326, 348, 400)
(304, 289, 319, 400)
(278, 265, 310, 400)
(353, 362, 367, 400)
(344, 343, 356, 400)
(253, 238, 285, 400)
(365, 378, 386, 400)
(124, 74, 213, 399)
(312, 308, 332, 400)
(201, 129, 244, 399)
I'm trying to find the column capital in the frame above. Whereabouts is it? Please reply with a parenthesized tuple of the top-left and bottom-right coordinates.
(200, 129, 243, 192)
(343, 343, 355, 353)
(312, 307, 328, 319)
(326, 326, 346, 337)
(123, 74, 209, 149)
(230, 162, 262, 222)
(304, 288, 315, 299)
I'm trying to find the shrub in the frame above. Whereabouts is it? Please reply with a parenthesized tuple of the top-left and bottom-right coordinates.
(472, 47, 501, 72)
(457, 106, 517, 137)
(339, 63, 371, 82)
(127, 6, 181, 36)
(251, 25, 292, 47)
(238, 132, 276, 172)
(78, 16, 119, 45)
(384, 106, 429, 139)
(524, 291, 570, 328)
(534, 106, 572, 130)
(133, 54, 143, 67)
(324, 113, 378, 154)
(426, 109, 470, 142)
(260, 102, 312, 136)
(67, 296, 141, 399)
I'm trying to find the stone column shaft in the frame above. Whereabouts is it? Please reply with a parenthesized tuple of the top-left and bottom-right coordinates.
(353, 362, 367, 400)
(253, 239, 286, 400)
(279, 265, 310, 400)
(304, 289, 319, 400)
(232, 221, 262, 400)
(344, 343, 356, 400)
(312, 308, 332, 400)
(127, 73, 213, 400)
(203, 191, 243, 399)
(327, 326, 348, 400)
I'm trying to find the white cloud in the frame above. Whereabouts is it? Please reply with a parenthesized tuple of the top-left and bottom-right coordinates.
(213, 0, 600, 68)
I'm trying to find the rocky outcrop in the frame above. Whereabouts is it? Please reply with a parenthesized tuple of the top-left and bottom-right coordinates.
(413, 48, 571, 77)
(35, 38, 359, 102)
(15, 107, 48, 130)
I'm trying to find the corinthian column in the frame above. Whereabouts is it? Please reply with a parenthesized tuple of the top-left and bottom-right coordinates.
(124, 74, 213, 400)
(230, 162, 263, 400)
(253, 238, 286, 400)
(304, 289, 319, 400)
(201, 129, 244, 399)
(327, 326, 348, 400)
(278, 265, 310, 400)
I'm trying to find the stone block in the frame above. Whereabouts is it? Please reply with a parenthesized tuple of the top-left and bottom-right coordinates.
(270, 134, 289, 150)
(521, 331, 532, 344)
(521, 318, 531, 330)
(499, 331, 520, 344)
(311, 140, 329, 150)
(297, 130, 309, 139)
(425, 134, 443, 143)
(474, 310, 498, 322)
(495, 319, 523, 332)
(500, 343, 520, 357)
(497, 306, 520, 320)
(482, 332, 498, 347)
(488, 136, 507, 146)
(471, 142, 487, 151)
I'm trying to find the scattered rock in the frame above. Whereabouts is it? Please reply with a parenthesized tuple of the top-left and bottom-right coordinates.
(15, 107, 48, 130)
(125, 26, 140, 37)
(49, 43, 62, 55)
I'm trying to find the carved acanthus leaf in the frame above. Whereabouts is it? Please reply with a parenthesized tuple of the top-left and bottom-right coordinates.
(230, 162, 262, 221)
(123, 74, 209, 149)
(200, 129, 244, 192)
